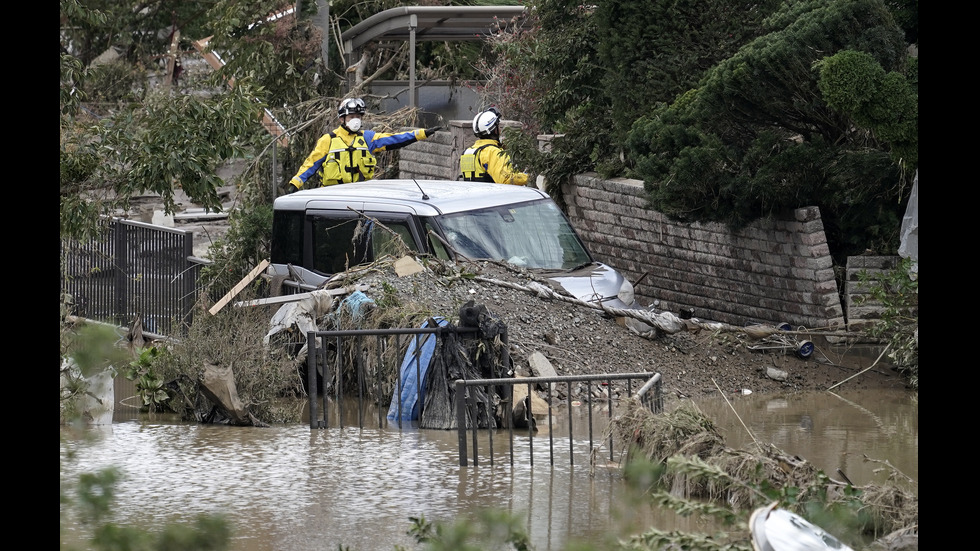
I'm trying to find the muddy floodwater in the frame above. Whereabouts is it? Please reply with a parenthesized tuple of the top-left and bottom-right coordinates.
(60, 388, 917, 551)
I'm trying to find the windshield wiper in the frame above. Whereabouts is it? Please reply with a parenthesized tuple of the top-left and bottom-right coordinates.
(567, 261, 596, 271)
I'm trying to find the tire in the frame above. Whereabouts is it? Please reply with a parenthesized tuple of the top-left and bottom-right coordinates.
(796, 340, 814, 358)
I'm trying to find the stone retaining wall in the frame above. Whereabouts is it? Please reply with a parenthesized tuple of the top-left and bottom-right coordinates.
(844, 255, 901, 330)
(396, 124, 458, 181)
(398, 120, 529, 182)
(561, 174, 845, 330)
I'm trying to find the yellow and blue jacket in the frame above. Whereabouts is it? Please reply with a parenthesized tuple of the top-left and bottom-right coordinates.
(290, 126, 431, 188)
(459, 139, 528, 186)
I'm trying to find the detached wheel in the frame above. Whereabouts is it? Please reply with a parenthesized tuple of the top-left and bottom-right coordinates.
(796, 340, 814, 358)
(776, 322, 792, 331)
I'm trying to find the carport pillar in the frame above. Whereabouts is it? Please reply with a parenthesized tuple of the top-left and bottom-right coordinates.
(409, 14, 417, 110)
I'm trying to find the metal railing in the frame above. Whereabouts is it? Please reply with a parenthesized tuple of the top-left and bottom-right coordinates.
(454, 372, 662, 467)
(61, 218, 202, 337)
(306, 324, 488, 429)
(305, 326, 663, 467)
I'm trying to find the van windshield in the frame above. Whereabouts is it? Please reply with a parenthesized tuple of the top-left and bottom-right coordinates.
(433, 199, 592, 270)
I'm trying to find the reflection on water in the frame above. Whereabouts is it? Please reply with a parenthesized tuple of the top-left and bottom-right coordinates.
(60, 389, 916, 551)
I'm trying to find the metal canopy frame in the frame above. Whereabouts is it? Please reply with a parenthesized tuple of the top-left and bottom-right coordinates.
(341, 5, 526, 108)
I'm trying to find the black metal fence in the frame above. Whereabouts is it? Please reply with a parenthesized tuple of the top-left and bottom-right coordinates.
(61, 218, 202, 337)
(305, 325, 663, 467)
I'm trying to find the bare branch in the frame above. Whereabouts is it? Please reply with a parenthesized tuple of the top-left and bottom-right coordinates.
(350, 42, 408, 96)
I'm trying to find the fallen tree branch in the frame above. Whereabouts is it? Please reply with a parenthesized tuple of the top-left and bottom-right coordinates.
(473, 275, 866, 342)
(474, 276, 735, 336)
(350, 43, 407, 97)
(825, 343, 892, 391)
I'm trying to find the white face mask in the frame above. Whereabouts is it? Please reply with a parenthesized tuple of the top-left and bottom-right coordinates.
(346, 117, 362, 132)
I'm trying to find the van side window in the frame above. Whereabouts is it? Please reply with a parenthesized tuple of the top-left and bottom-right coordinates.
(424, 220, 450, 260)
(270, 210, 303, 265)
(372, 221, 418, 260)
(310, 217, 361, 274)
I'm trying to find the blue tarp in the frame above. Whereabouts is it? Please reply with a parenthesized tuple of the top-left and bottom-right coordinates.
(386, 317, 448, 421)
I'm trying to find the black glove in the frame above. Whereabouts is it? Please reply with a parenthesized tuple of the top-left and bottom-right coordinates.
(282, 182, 299, 195)
(424, 126, 442, 137)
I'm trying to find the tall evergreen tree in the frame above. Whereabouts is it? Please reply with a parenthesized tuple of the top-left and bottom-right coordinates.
(625, 0, 916, 260)
(594, 0, 783, 140)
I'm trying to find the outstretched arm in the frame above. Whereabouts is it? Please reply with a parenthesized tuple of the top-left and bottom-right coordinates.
(364, 127, 438, 153)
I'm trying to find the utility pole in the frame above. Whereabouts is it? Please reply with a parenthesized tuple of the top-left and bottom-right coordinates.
(297, 1, 331, 80)
(316, 0, 330, 74)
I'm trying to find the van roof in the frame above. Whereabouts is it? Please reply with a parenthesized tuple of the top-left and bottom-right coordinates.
(274, 180, 549, 216)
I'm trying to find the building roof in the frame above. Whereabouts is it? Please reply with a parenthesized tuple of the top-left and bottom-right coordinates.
(341, 5, 526, 52)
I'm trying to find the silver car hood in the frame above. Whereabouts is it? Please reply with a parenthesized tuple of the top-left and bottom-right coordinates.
(538, 262, 638, 310)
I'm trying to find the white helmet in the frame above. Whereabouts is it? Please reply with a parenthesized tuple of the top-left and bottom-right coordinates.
(472, 107, 501, 138)
(338, 97, 366, 117)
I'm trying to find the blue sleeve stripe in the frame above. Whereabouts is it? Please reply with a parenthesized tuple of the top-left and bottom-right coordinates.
(297, 157, 326, 183)
(364, 129, 419, 152)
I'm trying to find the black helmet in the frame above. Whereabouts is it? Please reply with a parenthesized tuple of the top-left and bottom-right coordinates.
(338, 97, 366, 117)
(472, 107, 502, 138)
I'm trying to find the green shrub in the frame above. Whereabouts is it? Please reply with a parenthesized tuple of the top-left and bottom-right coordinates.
(856, 257, 918, 388)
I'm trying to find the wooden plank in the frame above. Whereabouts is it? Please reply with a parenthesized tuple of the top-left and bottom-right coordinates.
(233, 284, 371, 308)
(209, 259, 270, 315)
(191, 36, 225, 72)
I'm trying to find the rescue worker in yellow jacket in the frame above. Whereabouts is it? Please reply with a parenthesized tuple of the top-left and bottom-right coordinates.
(459, 107, 529, 186)
(284, 97, 441, 192)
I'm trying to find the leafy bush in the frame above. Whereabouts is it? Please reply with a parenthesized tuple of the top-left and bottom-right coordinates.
(624, 0, 914, 262)
(198, 202, 274, 297)
(124, 346, 171, 413)
(82, 60, 147, 105)
(816, 49, 918, 168)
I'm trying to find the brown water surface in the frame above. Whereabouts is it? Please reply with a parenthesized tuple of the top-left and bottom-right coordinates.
(692, 388, 918, 488)
(60, 388, 916, 551)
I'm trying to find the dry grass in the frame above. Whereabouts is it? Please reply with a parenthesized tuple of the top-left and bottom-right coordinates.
(154, 289, 307, 424)
(609, 399, 726, 464)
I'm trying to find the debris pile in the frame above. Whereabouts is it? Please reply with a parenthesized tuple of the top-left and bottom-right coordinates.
(189, 253, 905, 425)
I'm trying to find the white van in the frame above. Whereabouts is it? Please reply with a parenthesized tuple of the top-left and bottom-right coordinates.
(269, 180, 638, 309)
